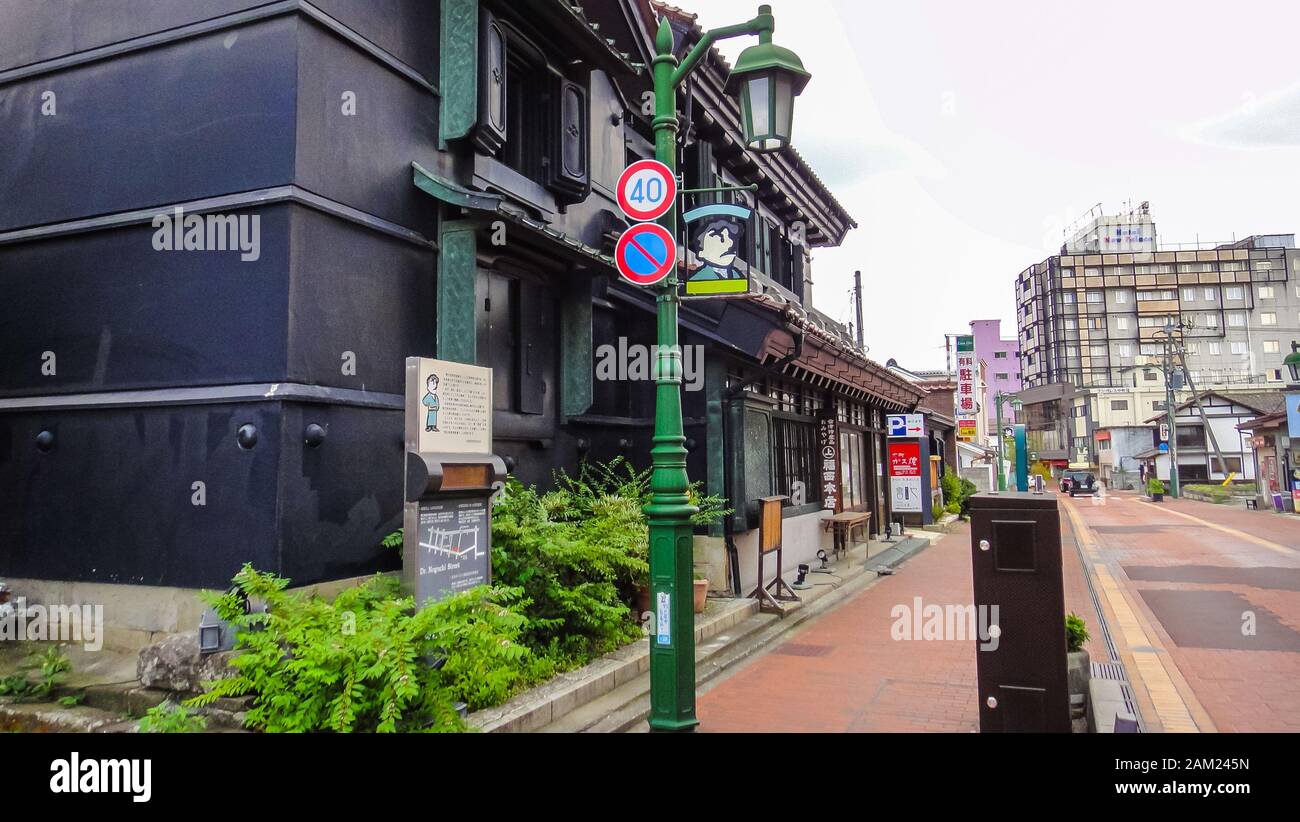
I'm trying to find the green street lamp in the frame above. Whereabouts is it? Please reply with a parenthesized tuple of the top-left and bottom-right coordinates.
(726, 32, 810, 151)
(646, 5, 806, 733)
(1284, 342, 1300, 385)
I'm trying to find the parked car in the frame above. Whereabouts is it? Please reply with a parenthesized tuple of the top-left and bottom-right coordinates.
(1060, 470, 1099, 496)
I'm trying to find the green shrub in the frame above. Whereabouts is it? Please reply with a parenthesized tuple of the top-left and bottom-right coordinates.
(0, 647, 71, 701)
(187, 565, 543, 732)
(187, 458, 724, 731)
(939, 469, 979, 519)
(1147, 477, 1166, 496)
(491, 477, 646, 666)
(1065, 613, 1090, 652)
(139, 701, 207, 733)
(491, 457, 730, 666)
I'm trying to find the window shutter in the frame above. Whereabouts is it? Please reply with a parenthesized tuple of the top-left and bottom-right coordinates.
(546, 75, 590, 202)
(473, 9, 507, 155)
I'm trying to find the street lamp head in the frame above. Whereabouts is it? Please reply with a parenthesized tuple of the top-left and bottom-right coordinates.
(725, 7, 810, 153)
(1284, 343, 1300, 383)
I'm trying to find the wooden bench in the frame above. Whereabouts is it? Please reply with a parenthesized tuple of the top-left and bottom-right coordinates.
(822, 511, 871, 561)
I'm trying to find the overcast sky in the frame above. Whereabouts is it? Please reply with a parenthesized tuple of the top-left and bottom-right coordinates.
(692, 0, 1300, 370)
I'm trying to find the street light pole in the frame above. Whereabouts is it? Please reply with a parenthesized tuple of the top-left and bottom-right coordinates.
(645, 5, 799, 733)
(1159, 329, 1180, 498)
(994, 396, 1005, 491)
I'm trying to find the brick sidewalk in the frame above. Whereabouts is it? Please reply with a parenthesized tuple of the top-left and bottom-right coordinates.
(697, 526, 982, 732)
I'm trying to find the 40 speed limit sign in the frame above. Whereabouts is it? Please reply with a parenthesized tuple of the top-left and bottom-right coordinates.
(616, 159, 676, 222)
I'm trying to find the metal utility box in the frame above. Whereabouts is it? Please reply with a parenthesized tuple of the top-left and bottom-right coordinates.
(969, 491, 1069, 732)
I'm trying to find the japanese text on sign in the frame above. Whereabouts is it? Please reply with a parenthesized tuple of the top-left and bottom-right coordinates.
(955, 335, 977, 440)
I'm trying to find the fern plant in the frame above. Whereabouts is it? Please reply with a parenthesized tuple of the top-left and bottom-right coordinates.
(139, 701, 207, 733)
(186, 565, 542, 733)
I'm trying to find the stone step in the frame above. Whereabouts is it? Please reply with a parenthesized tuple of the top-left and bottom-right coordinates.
(0, 699, 133, 733)
(540, 606, 778, 733)
(470, 595, 758, 733)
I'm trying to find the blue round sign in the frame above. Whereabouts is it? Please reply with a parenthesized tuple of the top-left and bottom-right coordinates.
(615, 223, 676, 286)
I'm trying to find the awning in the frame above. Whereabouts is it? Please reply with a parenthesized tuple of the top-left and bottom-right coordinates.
(412, 162, 618, 267)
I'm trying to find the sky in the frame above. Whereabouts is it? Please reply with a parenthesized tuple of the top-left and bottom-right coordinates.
(690, 0, 1300, 370)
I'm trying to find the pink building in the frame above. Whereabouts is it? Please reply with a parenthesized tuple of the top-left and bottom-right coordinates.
(969, 320, 1022, 424)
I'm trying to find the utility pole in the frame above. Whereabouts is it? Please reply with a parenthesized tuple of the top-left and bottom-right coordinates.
(853, 269, 864, 349)
(1170, 332, 1232, 479)
(1162, 330, 1180, 498)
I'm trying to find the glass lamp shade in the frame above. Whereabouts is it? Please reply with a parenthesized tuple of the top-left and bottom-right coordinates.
(726, 41, 810, 153)
(1284, 349, 1300, 382)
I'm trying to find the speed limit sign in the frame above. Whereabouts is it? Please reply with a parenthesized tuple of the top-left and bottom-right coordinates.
(616, 159, 676, 222)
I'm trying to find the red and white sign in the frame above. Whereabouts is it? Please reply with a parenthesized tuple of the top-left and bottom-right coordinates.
(614, 222, 676, 286)
(616, 159, 676, 222)
(888, 441, 922, 477)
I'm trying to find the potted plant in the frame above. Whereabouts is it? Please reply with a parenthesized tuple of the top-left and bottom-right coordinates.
(1147, 477, 1166, 502)
(692, 569, 709, 614)
(1065, 613, 1091, 731)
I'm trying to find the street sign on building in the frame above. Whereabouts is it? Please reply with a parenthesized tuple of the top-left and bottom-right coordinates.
(888, 440, 922, 513)
(955, 335, 977, 441)
(818, 411, 840, 511)
(886, 413, 924, 438)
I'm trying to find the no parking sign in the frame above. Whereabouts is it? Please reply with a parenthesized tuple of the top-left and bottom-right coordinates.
(615, 223, 676, 286)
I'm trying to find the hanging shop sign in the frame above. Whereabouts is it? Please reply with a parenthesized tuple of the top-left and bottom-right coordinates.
(682, 203, 752, 296)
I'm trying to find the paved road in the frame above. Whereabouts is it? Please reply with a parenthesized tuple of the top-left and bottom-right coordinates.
(1061, 490, 1300, 732)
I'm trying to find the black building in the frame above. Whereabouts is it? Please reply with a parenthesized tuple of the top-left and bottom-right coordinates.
(0, 0, 923, 615)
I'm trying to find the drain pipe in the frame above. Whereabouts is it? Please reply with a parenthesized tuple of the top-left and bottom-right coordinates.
(720, 325, 806, 597)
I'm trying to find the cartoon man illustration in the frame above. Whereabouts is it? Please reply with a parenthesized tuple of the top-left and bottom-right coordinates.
(683, 203, 751, 295)
(422, 373, 440, 432)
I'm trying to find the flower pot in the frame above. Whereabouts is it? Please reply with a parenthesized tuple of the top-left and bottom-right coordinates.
(635, 584, 651, 617)
(693, 579, 708, 614)
(1151, 493, 1164, 503)
(1067, 648, 1091, 696)
(1067, 648, 1091, 733)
